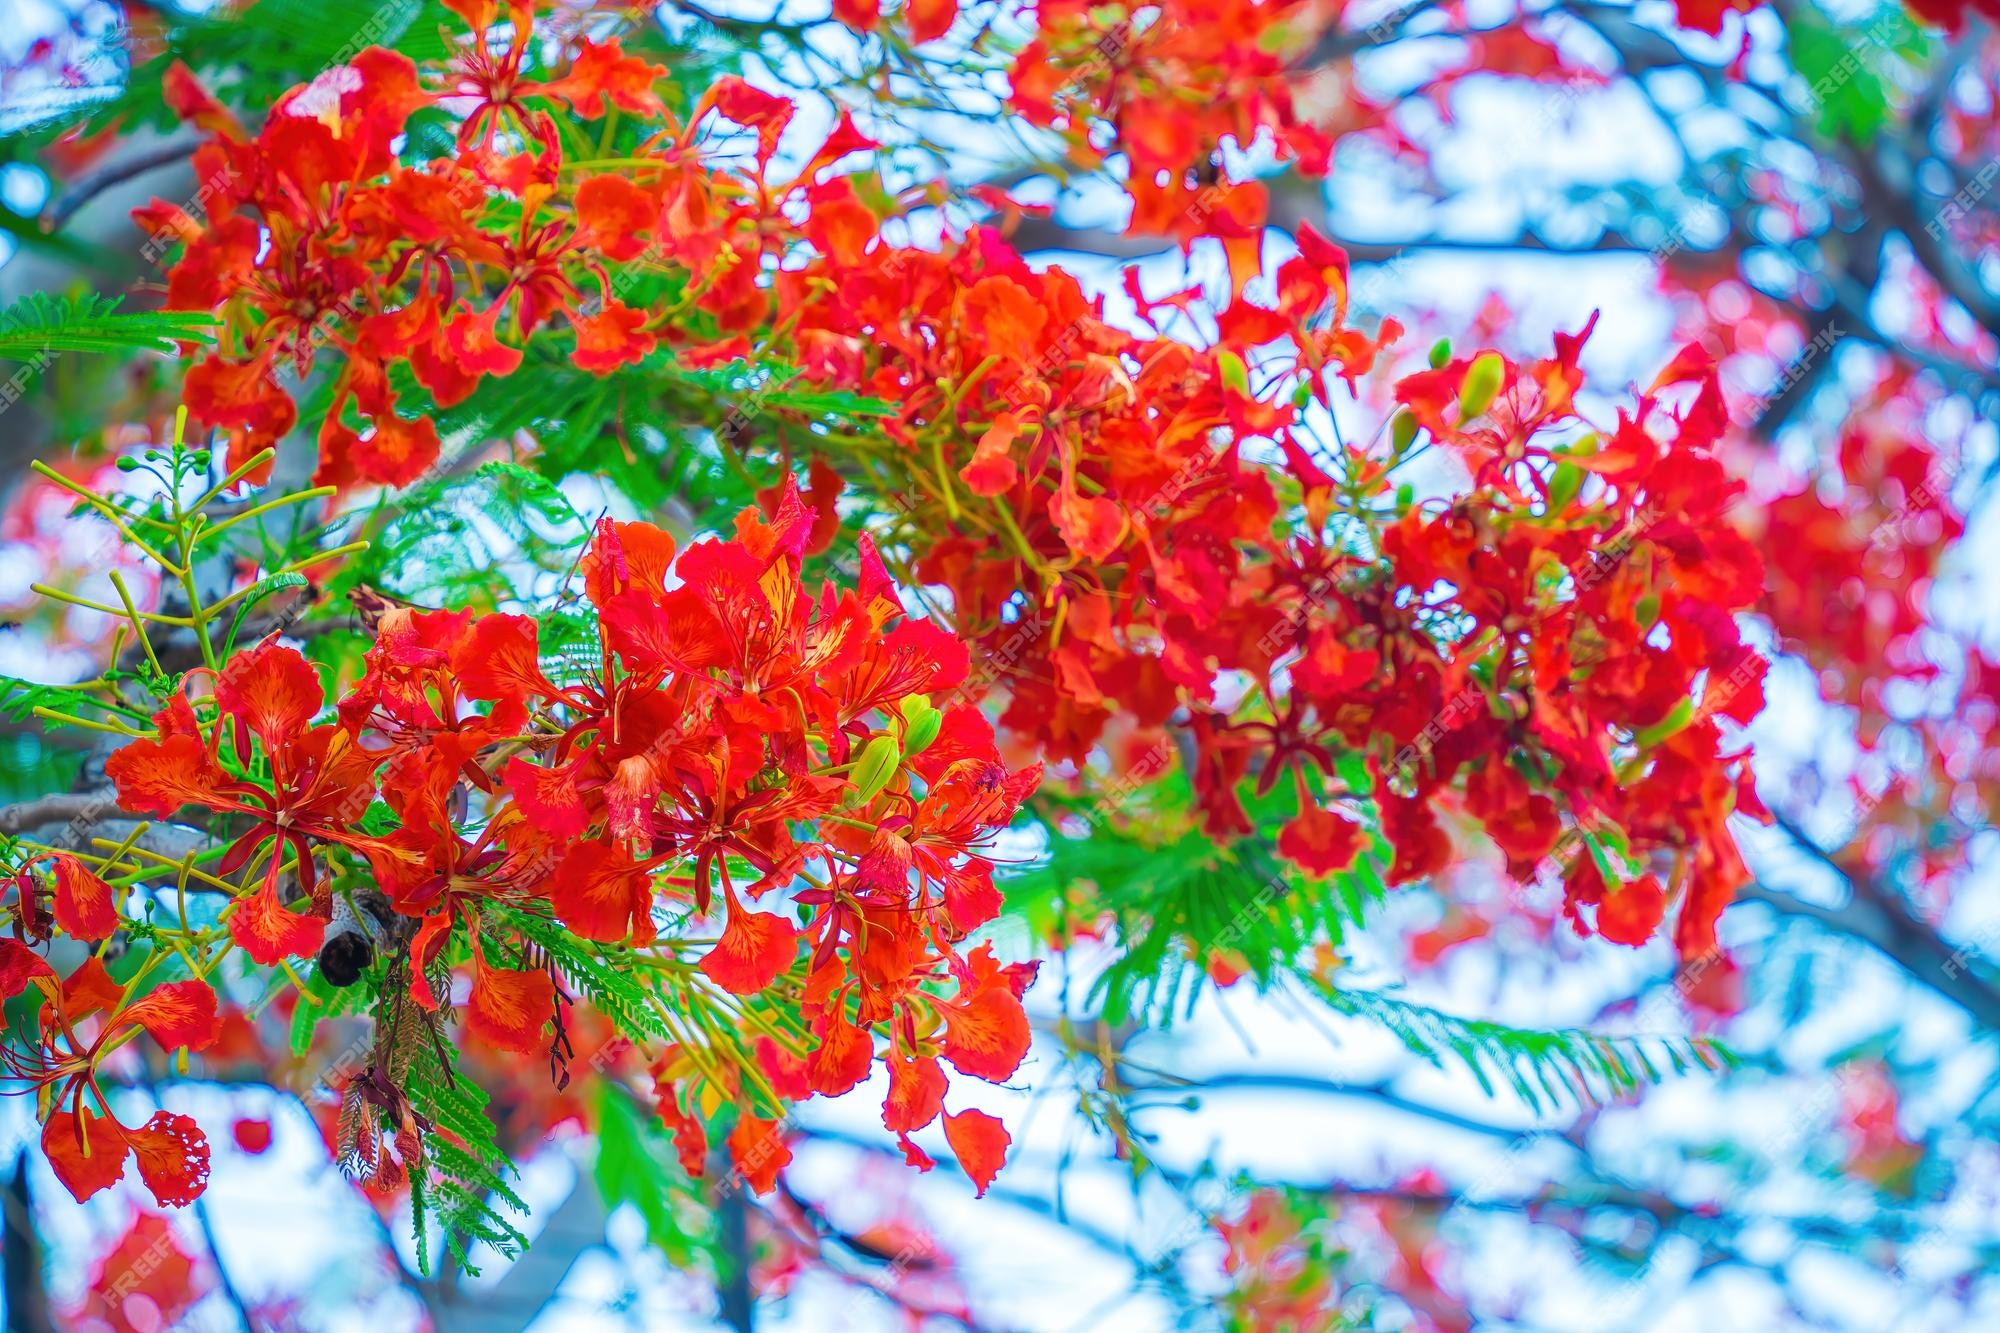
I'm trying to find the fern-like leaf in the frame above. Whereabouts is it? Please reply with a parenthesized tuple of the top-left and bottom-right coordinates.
(495, 905, 674, 1046)
(0, 293, 216, 361)
(1011, 810, 1385, 1028)
(1318, 985, 1736, 1114)
(402, 1016, 529, 1276)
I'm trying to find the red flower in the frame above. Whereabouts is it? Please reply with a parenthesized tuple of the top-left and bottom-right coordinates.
(936, 945, 1033, 1084)
(883, 1055, 947, 1134)
(465, 936, 556, 1055)
(1597, 875, 1668, 948)
(1277, 803, 1365, 877)
(2, 959, 220, 1207)
(106, 640, 382, 965)
(549, 840, 659, 946)
(805, 1011, 874, 1097)
(699, 902, 801, 995)
(907, 0, 959, 43)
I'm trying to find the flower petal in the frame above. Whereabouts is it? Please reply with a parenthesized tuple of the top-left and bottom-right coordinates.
(466, 953, 554, 1055)
(550, 841, 657, 945)
(939, 985, 1031, 1083)
(125, 1111, 212, 1208)
(882, 1055, 947, 1134)
(228, 881, 326, 966)
(726, 1115, 791, 1194)
(122, 979, 223, 1053)
(216, 640, 323, 753)
(43, 1106, 129, 1205)
(454, 614, 560, 707)
(805, 1012, 873, 1098)
(105, 734, 231, 818)
(51, 854, 118, 941)
(698, 905, 800, 995)
(0, 939, 54, 998)
(942, 1108, 1009, 1197)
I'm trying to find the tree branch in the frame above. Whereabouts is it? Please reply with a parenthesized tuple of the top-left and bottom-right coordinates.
(1745, 814, 2000, 1030)
(0, 788, 122, 836)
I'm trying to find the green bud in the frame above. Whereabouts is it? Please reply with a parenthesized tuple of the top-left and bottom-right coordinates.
(1389, 409, 1419, 455)
(850, 734, 902, 805)
(1545, 461, 1585, 514)
(1457, 352, 1506, 420)
(1218, 349, 1251, 398)
(1632, 696, 1692, 748)
(1428, 337, 1452, 369)
(115, 456, 140, 472)
(899, 694, 942, 758)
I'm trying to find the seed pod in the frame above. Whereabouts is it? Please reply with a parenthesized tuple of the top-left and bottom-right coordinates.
(319, 931, 374, 989)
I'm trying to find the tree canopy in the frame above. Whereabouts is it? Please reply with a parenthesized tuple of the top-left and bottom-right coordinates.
(0, 1, 1995, 1329)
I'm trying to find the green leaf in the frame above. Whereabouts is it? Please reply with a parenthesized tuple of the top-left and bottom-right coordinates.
(341, 461, 588, 605)
(592, 1083, 708, 1267)
(1010, 789, 1386, 1028)
(1786, 6, 1925, 146)
(222, 572, 310, 658)
(287, 964, 370, 1057)
(403, 1032, 530, 1277)
(1318, 986, 1734, 1113)
(0, 292, 216, 362)
(14, 0, 452, 142)
(494, 905, 675, 1046)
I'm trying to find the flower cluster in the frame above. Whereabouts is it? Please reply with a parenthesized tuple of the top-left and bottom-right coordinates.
(143, 1, 711, 486)
(776, 213, 1767, 962)
(10, 488, 1036, 1208)
(1005, 0, 1353, 234)
(136, 1, 1772, 978)
(0, 943, 220, 1207)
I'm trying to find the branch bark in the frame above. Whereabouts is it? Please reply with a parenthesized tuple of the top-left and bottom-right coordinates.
(0, 789, 122, 836)
(2, 1152, 55, 1333)
(1744, 815, 2000, 1030)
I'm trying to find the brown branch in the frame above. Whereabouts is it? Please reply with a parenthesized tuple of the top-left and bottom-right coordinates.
(0, 788, 121, 836)
(1744, 814, 2000, 1030)
(44, 136, 203, 231)
(1007, 189, 1665, 263)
